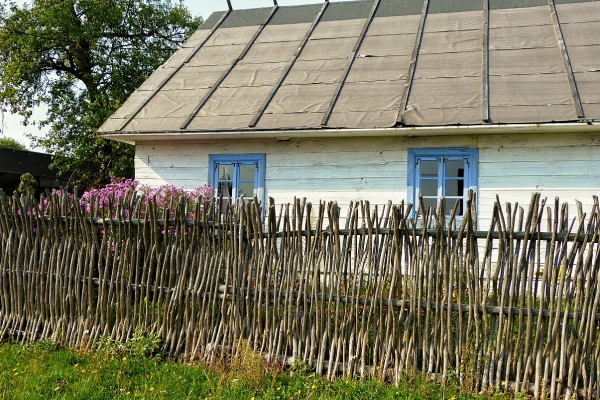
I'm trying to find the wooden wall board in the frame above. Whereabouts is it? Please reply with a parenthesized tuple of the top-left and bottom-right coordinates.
(134, 131, 600, 230)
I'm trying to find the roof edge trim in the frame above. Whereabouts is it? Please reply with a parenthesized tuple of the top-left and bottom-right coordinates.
(101, 121, 600, 143)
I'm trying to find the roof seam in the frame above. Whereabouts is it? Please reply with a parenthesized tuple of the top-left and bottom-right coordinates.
(115, 9, 232, 132)
(180, 5, 280, 130)
(396, 0, 430, 125)
(548, 0, 586, 119)
(249, 0, 330, 128)
(321, 0, 381, 126)
(483, 0, 491, 122)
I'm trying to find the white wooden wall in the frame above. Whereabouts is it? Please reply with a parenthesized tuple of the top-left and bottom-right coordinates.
(134, 131, 600, 229)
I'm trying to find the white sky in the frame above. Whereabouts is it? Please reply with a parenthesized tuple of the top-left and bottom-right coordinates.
(0, 0, 324, 149)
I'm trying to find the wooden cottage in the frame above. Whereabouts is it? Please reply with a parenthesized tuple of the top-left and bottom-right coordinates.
(98, 0, 600, 227)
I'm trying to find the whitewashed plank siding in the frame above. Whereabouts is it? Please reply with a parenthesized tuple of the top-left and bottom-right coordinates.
(134, 131, 600, 229)
(478, 132, 600, 228)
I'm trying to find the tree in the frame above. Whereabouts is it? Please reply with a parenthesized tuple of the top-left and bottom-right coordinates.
(0, 0, 201, 188)
(0, 137, 26, 150)
(18, 173, 39, 194)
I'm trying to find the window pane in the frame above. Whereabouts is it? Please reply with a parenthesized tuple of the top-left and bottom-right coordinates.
(238, 182, 255, 198)
(421, 197, 438, 214)
(419, 179, 438, 197)
(217, 181, 233, 198)
(445, 179, 464, 197)
(443, 198, 464, 216)
(239, 163, 256, 181)
(420, 160, 438, 178)
(445, 160, 464, 178)
(217, 164, 233, 181)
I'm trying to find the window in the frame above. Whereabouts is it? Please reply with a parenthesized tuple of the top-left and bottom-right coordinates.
(208, 154, 266, 210)
(407, 148, 478, 219)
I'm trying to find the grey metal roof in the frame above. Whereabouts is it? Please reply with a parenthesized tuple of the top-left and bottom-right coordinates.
(99, 0, 600, 135)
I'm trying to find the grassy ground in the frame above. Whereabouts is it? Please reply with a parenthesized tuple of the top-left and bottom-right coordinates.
(0, 334, 522, 400)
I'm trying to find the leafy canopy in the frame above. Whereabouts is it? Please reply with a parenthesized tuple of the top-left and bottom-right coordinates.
(0, 137, 26, 150)
(0, 0, 202, 188)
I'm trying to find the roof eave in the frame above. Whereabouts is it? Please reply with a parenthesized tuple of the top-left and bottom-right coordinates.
(99, 121, 600, 144)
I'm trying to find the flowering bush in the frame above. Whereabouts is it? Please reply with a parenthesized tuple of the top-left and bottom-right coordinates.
(13, 178, 214, 244)
(79, 177, 214, 220)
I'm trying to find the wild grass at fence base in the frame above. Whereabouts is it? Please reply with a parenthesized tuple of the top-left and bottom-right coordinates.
(0, 341, 522, 400)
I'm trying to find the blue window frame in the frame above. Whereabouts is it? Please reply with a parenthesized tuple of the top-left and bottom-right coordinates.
(208, 154, 266, 209)
(407, 148, 478, 219)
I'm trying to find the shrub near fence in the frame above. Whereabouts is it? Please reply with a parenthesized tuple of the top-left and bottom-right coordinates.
(0, 189, 599, 399)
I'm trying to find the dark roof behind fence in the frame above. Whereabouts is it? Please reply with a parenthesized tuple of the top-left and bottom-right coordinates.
(99, 0, 600, 135)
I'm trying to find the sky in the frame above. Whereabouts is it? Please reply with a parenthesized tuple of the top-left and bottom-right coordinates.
(0, 0, 324, 149)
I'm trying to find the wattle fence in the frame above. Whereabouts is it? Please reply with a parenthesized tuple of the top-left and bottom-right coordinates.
(1, 189, 599, 399)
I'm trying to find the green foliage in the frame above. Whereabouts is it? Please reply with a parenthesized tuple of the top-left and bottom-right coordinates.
(95, 329, 161, 361)
(33, 328, 62, 352)
(17, 172, 38, 194)
(0, 0, 202, 188)
(0, 136, 26, 150)
(0, 341, 519, 400)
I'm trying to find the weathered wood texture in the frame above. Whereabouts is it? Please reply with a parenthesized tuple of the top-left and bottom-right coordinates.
(133, 132, 600, 231)
(1, 190, 599, 399)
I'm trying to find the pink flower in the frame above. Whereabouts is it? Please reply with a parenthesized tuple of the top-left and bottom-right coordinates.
(75, 178, 214, 236)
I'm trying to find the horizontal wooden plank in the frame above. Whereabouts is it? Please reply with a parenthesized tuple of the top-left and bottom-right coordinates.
(134, 133, 600, 222)
(139, 169, 403, 192)
(480, 145, 600, 162)
(270, 153, 406, 168)
(135, 135, 478, 156)
(266, 193, 405, 212)
(478, 131, 600, 148)
(481, 160, 600, 175)
(267, 177, 405, 191)
(136, 133, 600, 165)
(267, 165, 405, 179)
(478, 189, 600, 202)
(138, 155, 208, 169)
(479, 175, 600, 187)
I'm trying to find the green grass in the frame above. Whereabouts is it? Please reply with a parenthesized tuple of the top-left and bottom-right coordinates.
(0, 336, 521, 400)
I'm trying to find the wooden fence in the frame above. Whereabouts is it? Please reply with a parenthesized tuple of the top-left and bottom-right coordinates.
(0, 190, 599, 399)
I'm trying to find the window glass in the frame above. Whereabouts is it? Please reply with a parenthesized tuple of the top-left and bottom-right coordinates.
(239, 163, 256, 181)
(444, 179, 463, 197)
(420, 160, 438, 178)
(419, 179, 438, 197)
(238, 182, 255, 198)
(445, 160, 464, 178)
(217, 164, 233, 181)
(408, 149, 477, 220)
(421, 198, 438, 214)
(209, 154, 265, 213)
(443, 198, 463, 216)
(217, 181, 233, 199)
